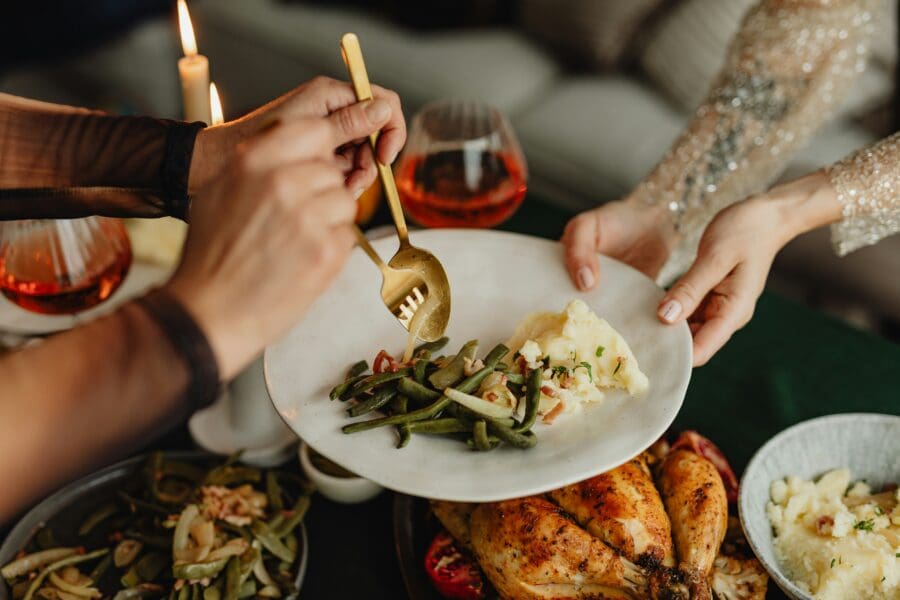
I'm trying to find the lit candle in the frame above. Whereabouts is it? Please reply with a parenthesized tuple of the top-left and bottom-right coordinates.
(177, 0, 211, 124)
(209, 82, 224, 126)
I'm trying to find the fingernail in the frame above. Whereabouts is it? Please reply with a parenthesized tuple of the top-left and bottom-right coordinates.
(387, 148, 400, 165)
(365, 99, 390, 123)
(658, 299, 682, 323)
(577, 266, 595, 290)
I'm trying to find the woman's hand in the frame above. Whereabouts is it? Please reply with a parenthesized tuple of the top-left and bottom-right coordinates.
(166, 107, 394, 380)
(562, 198, 679, 290)
(190, 76, 405, 198)
(657, 171, 842, 366)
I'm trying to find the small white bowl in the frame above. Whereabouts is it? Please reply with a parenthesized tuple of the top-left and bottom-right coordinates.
(739, 413, 900, 600)
(299, 441, 384, 504)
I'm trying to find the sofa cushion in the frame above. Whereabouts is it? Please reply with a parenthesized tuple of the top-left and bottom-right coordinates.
(518, 0, 665, 70)
(193, 0, 560, 116)
(512, 77, 683, 210)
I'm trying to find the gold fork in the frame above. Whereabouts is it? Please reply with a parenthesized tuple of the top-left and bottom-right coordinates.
(341, 32, 451, 342)
(352, 226, 429, 330)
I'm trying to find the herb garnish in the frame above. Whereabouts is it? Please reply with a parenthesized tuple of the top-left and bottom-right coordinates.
(613, 358, 623, 375)
(830, 558, 835, 568)
(576, 361, 593, 382)
(595, 345, 604, 357)
(854, 519, 874, 532)
(551, 365, 568, 378)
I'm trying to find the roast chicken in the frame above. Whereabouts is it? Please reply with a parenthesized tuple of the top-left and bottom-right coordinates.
(431, 439, 768, 600)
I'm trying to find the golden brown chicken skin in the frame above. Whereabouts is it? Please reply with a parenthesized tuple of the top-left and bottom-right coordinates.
(657, 449, 728, 600)
(431, 500, 475, 550)
(470, 496, 649, 600)
(549, 453, 675, 570)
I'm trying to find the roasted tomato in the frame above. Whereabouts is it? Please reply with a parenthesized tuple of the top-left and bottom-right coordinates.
(671, 430, 739, 503)
(424, 530, 485, 600)
(372, 349, 401, 374)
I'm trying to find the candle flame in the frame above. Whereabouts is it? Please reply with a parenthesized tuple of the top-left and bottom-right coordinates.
(210, 83, 224, 125)
(177, 0, 198, 57)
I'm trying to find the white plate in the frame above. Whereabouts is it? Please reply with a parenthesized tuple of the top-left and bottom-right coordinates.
(264, 229, 691, 502)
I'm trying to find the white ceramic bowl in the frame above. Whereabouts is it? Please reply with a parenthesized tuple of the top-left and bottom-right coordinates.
(739, 413, 900, 600)
(299, 442, 384, 504)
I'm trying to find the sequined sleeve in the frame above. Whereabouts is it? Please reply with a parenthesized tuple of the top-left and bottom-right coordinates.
(634, 0, 882, 283)
(828, 132, 900, 255)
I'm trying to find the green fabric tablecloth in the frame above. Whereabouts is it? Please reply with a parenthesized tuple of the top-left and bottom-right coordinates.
(6, 196, 898, 599)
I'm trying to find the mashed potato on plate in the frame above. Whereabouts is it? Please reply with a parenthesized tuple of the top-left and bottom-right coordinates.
(767, 469, 900, 599)
(502, 299, 649, 422)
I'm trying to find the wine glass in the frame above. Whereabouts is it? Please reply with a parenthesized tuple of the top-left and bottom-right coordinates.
(0, 217, 132, 315)
(394, 100, 527, 228)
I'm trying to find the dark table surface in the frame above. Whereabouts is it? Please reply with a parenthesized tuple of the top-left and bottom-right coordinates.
(6, 196, 900, 599)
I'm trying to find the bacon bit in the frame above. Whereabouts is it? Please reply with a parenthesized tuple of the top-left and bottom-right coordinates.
(485, 392, 498, 402)
(516, 355, 528, 373)
(108, 531, 124, 543)
(882, 483, 898, 492)
(15, 550, 26, 559)
(559, 374, 574, 389)
(75, 547, 86, 556)
(671, 431, 740, 504)
(543, 402, 565, 424)
(500, 375, 508, 385)
(373, 350, 401, 374)
(816, 516, 835, 534)
(540, 385, 557, 398)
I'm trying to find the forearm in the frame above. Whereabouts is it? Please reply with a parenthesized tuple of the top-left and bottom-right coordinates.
(0, 93, 204, 220)
(637, 0, 880, 273)
(828, 131, 900, 254)
(0, 302, 189, 523)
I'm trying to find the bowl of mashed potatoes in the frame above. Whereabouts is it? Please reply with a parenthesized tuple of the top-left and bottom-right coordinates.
(739, 413, 900, 600)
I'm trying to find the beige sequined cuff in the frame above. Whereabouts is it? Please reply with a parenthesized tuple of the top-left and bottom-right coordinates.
(828, 132, 900, 256)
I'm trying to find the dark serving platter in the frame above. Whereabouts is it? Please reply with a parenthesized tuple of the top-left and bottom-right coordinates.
(0, 452, 308, 600)
(393, 494, 443, 600)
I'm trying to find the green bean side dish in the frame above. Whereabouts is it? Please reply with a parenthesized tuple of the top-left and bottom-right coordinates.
(2, 454, 313, 600)
(332, 338, 541, 451)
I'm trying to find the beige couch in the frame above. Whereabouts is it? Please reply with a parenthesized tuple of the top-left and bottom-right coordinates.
(1, 0, 897, 321)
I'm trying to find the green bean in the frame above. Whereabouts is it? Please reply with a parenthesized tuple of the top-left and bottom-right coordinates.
(265, 471, 284, 513)
(77, 501, 118, 535)
(267, 514, 285, 532)
(428, 340, 477, 389)
(347, 360, 369, 378)
(414, 336, 449, 356)
(177, 586, 189, 600)
(504, 372, 525, 386)
(204, 465, 261, 486)
(516, 368, 542, 433)
(455, 366, 494, 395)
(222, 451, 244, 467)
(2, 548, 78, 581)
(250, 521, 295, 563)
(162, 459, 205, 482)
(413, 355, 429, 384)
(88, 554, 112, 583)
(23, 549, 108, 600)
(237, 580, 256, 599)
(407, 418, 471, 435)
(284, 534, 298, 557)
(389, 395, 408, 415)
(347, 386, 396, 418)
(171, 556, 231, 584)
(144, 452, 164, 504)
(473, 420, 491, 451)
(203, 582, 222, 600)
(488, 419, 537, 449)
(495, 362, 510, 371)
(397, 424, 411, 448)
(237, 546, 258, 585)
(328, 374, 366, 401)
(482, 343, 510, 368)
(345, 368, 411, 399)
(136, 553, 167, 582)
(123, 531, 172, 550)
(34, 528, 62, 551)
(192, 584, 202, 600)
(222, 557, 240, 600)
(117, 492, 169, 516)
(342, 396, 451, 433)
(273, 496, 310, 538)
(465, 436, 501, 450)
(397, 378, 441, 404)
